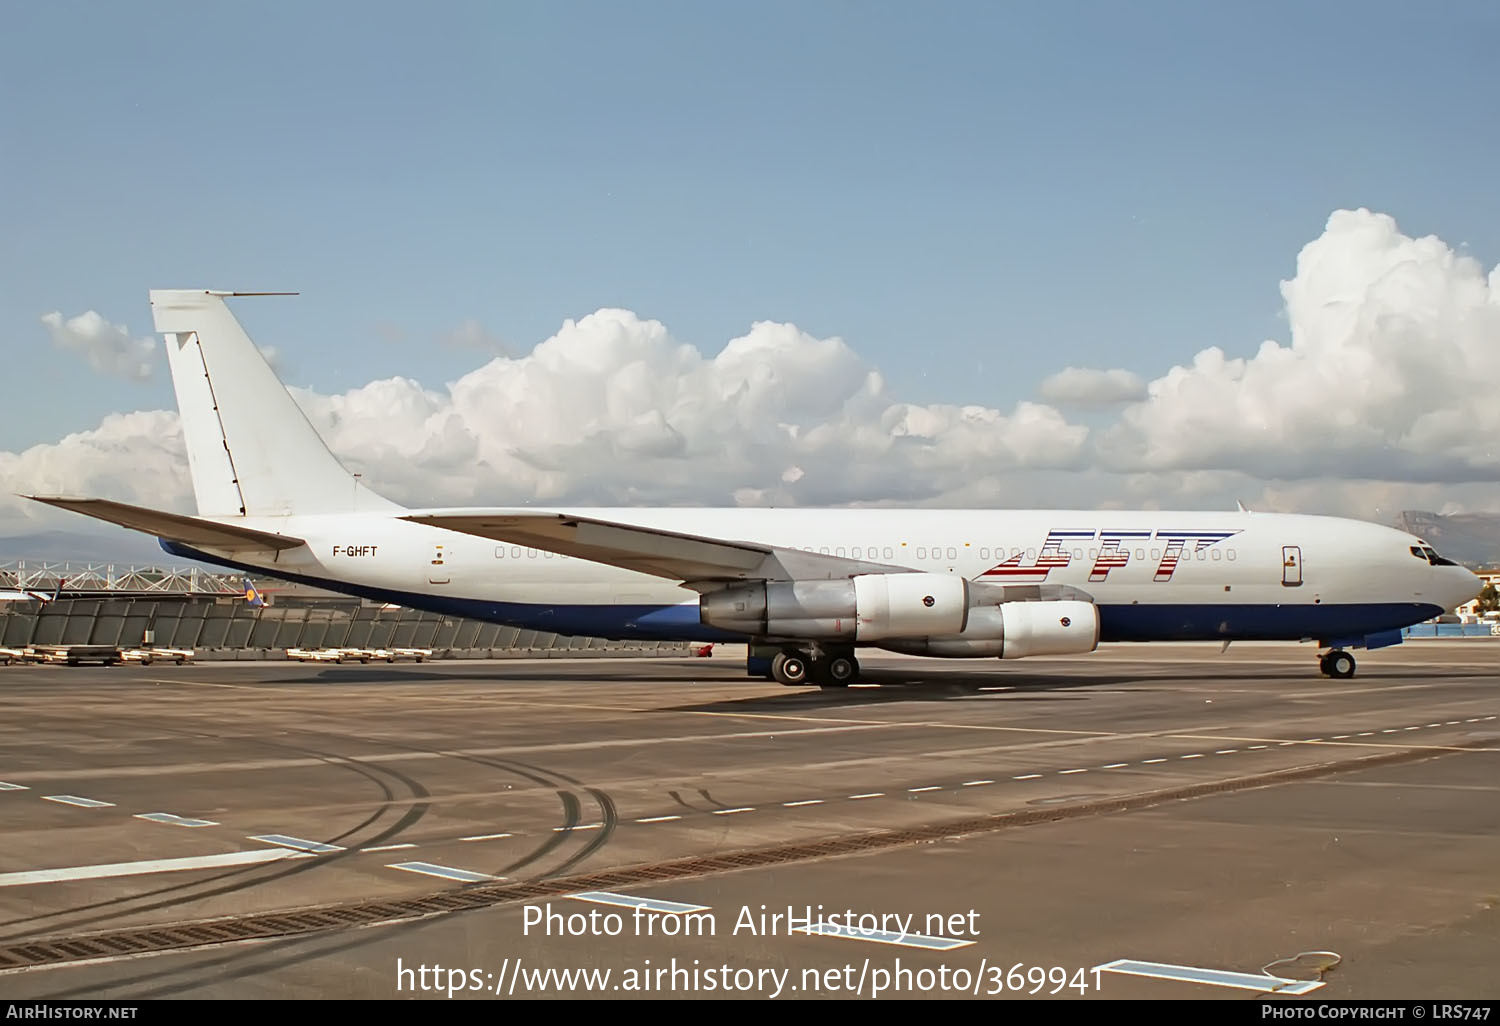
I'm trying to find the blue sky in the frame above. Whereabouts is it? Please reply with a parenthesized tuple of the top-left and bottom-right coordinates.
(2, 1, 1496, 454)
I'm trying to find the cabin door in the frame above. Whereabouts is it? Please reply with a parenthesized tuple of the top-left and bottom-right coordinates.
(1281, 545, 1302, 587)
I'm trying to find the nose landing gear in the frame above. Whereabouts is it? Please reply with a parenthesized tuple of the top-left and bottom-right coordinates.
(1319, 649, 1356, 679)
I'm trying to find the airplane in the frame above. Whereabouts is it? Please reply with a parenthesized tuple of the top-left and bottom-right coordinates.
(242, 578, 266, 608)
(25, 290, 1482, 686)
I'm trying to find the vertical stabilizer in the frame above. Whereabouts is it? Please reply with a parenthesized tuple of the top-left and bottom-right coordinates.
(151, 290, 400, 517)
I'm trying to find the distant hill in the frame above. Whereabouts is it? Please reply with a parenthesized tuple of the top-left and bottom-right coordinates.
(1395, 511, 1500, 569)
(0, 530, 200, 566)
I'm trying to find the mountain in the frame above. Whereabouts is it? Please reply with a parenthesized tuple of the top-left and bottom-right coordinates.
(1395, 511, 1500, 570)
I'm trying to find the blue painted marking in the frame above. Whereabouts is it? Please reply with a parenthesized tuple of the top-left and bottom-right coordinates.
(387, 861, 498, 883)
(43, 795, 113, 808)
(161, 541, 1443, 645)
(136, 812, 219, 828)
(1095, 958, 1324, 994)
(568, 891, 710, 914)
(795, 922, 974, 951)
(249, 834, 344, 854)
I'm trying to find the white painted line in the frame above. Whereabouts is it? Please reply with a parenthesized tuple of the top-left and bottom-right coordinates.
(1403, 726, 1421, 731)
(1331, 736, 1350, 740)
(1381, 729, 1399, 734)
(1446, 721, 1461, 726)
(1059, 769, 1087, 775)
(1095, 958, 1323, 995)
(1466, 718, 1480, 723)
(388, 861, 499, 883)
(1179, 754, 1205, 760)
(43, 795, 113, 808)
(636, 815, 680, 823)
(1013, 774, 1042, 780)
(1142, 758, 1167, 764)
(360, 843, 416, 853)
(0, 848, 312, 887)
(1426, 724, 1442, 728)
(0, 782, 28, 791)
(1248, 745, 1269, 749)
(135, 812, 219, 828)
(712, 807, 754, 815)
(794, 922, 975, 951)
(1306, 738, 1324, 743)
(1214, 750, 1238, 754)
(552, 823, 603, 832)
(1357, 732, 1374, 737)
(849, 792, 884, 799)
(961, 780, 994, 786)
(569, 891, 710, 915)
(460, 832, 512, 842)
(1278, 741, 1296, 746)
(248, 834, 344, 854)
(1101, 763, 1128, 769)
(908, 786, 941, 792)
(784, 799, 825, 807)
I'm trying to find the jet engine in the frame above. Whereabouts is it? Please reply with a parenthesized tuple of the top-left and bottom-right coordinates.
(699, 572, 968, 641)
(879, 599, 1099, 658)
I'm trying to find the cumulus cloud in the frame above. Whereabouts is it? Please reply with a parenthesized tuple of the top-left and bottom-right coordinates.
(41, 311, 156, 381)
(5, 207, 1499, 543)
(1038, 367, 1147, 407)
(1097, 209, 1500, 484)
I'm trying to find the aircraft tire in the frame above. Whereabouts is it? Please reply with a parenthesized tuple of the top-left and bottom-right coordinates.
(826, 655, 857, 684)
(771, 650, 809, 686)
(1323, 650, 1356, 679)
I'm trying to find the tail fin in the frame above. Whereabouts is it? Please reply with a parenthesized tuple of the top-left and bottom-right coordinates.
(243, 578, 266, 607)
(150, 290, 400, 517)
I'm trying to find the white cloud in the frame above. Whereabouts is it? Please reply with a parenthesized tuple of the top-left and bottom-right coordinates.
(5, 208, 1499, 544)
(41, 310, 156, 381)
(1038, 367, 1147, 407)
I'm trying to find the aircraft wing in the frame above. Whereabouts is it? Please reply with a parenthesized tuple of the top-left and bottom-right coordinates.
(25, 497, 306, 552)
(401, 510, 906, 586)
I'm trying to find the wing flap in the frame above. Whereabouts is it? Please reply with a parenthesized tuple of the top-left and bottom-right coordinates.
(25, 497, 306, 552)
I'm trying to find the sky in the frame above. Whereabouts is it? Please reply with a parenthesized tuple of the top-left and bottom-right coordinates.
(2, 2, 1498, 551)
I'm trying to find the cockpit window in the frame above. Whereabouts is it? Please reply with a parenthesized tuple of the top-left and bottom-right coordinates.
(1410, 544, 1459, 567)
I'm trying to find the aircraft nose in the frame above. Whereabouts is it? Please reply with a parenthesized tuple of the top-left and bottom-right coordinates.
(1448, 567, 1484, 610)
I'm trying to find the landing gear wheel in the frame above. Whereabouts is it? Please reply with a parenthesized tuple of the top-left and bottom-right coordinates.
(825, 655, 857, 685)
(1320, 650, 1356, 679)
(771, 650, 810, 686)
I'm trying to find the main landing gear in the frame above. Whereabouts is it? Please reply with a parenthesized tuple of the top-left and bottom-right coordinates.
(770, 648, 859, 688)
(1319, 649, 1356, 679)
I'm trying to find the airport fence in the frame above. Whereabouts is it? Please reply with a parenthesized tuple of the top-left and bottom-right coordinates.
(0, 597, 694, 659)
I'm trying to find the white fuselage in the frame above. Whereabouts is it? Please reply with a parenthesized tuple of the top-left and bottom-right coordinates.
(166, 507, 1478, 648)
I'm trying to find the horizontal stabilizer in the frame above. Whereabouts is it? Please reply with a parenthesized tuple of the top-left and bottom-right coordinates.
(25, 497, 305, 552)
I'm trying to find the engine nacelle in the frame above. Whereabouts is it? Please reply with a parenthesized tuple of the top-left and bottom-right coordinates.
(699, 572, 968, 641)
(879, 600, 1100, 659)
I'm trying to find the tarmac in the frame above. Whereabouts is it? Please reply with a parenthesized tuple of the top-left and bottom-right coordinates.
(0, 640, 1495, 1000)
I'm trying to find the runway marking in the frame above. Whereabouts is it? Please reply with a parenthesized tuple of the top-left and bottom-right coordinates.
(1248, 745, 1269, 750)
(134, 812, 219, 828)
(42, 795, 113, 808)
(360, 843, 416, 853)
(961, 780, 994, 786)
(794, 922, 975, 951)
(712, 807, 754, 815)
(0, 782, 28, 790)
(908, 786, 941, 792)
(1357, 732, 1375, 736)
(1179, 754, 1204, 759)
(388, 861, 499, 883)
(1447, 721, 1461, 726)
(1095, 958, 1322, 995)
(849, 793, 883, 799)
(1142, 758, 1166, 764)
(249, 834, 344, 854)
(1426, 724, 1442, 728)
(1215, 750, 1238, 754)
(553, 823, 603, 831)
(635, 815, 680, 823)
(1059, 769, 1087, 775)
(569, 891, 710, 915)
(785, 799, 825, 806)
(1331, 736, 1350, 740)
(1013, 775, 1041, 781)
(1101, 763, 1128, 769)
(460, 833, 512, 842)
(1278, 742, 1296, 746)
(0, 848, 312, 887)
